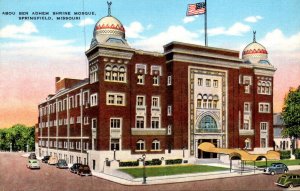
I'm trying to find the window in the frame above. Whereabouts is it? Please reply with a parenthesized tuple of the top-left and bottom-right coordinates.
(106, 93, 125, 106)
(213, 100, 217, 109)
(90, 93, 98, 107)
(137, 96, 145, 106)
(153, 76, 159, 85)
(205, 79, 211, 87)
(75, 94, 81, 107)
(198, 78, 203, 86)
(257, 80, 272, 95)
(137, 74, 144, 84)
(243, 120, 250, 130)
(77, 117, 81, 124)
(167, 76, 172, 86)
(151, 117, 160, 129)
(90, 64, 98, 83)
(213, 80, 218, 88)
(92, 118, 97, 129)
(69, 96, 74, 109)
(152, 140, 160, 150)
(152, 96, 159, 107)
(110, 118, 121, 128)
(105, 64, 126, 82)
(136, 140, 145, 151)
(199, 115, 217, 129)
(258, 103, 270, 113)
(245, 139, 251, 149)
(83, 91, 89, 105)
(167, 105, 172, 116)
(63, 99, 67, 110)
(244, 103, 250, 112)
(260, 122, 268, 131)
(84, 117, 89, 125)
(167, 125, 172, 135)
(110, 139, 120, 150)
(136, 116, 145, 128)
(261, 138, 266, 148)
(208, 100, 212, 108)
(70, 117, 74, 124)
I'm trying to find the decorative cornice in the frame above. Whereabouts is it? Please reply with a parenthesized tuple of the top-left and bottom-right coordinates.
(96, 23, 125, 32)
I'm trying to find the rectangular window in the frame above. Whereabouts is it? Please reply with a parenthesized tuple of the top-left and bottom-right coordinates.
(110, 118, 121, 128)
(137, 74, 144, 85)
(167, 125, 172, 135)
(167, 76, 172, 86)
(213, 80, 218, 88)
(90, 93, 98, 107)
(153, 76, 159, 85)
(137, 96, 145, 106)
(198, 78, 203, 86)
(92, 118, 97, 129)
(63, 99, 67, 110)
(83, 91, 89, 105)
(243, 120, 250, 130)
(106, 93, 125, 106)
(69, 96, 74, 109)
(152, 96, 160, 107)
(167, 105, 172, 116)
(258, 103, 270, 113)
(244, 102, 250, 112)
(151, 117, 160, 129)
(260, 122, 268, 131)
(261, 138, 266, 148)
(205, 79, 211, 87)
(110, 139, 120, 151)
(136, 116, 145, 128)
(75, 94, 81, 107)
(84, 117, 89, 125)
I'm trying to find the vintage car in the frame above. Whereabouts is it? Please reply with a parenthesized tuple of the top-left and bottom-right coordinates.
(275, 174, 300, 188)
(69, 163, 82, 174)
(77, 165, 92, 176)
(56, 159, 68, 169)
(264, 162, 288, 175)
(27, 159, 40, 169)
(41, 155, 51, 163)
(28, 153, 37, 160)
(47, 156, 58, 165)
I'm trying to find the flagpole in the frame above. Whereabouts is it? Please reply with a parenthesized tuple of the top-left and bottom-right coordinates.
(205, 0, 207, 46)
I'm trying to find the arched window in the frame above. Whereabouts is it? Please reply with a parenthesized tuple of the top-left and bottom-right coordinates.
(202, 94, 208, 108)
(105, 64, 126, 82)
(105, 65, 112, 80)
(136, 140, 145, 151)
(151, 139, 160, 150)
(199, 115, 217, 129)
(197, 94, 202, 108)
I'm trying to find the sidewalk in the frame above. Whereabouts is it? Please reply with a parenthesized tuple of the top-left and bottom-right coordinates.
(92, 164, 300, 185)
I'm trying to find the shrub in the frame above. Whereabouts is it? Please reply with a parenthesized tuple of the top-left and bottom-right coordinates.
(166, 159, 183, 165)
(119, 160, 139, 167)
(280, 150, 291, 159)
(145, 158, 162, 166)
(294, 149, 300, 159)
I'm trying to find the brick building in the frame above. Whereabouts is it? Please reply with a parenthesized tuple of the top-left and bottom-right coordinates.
(36, 9, 276, 171)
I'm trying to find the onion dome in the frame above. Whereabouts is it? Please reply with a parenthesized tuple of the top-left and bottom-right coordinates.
(90, 2, 129, 47)
(242, 31, 270, 65)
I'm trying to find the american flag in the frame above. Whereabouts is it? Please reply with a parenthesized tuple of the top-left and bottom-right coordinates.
(186, 2, 206, 16)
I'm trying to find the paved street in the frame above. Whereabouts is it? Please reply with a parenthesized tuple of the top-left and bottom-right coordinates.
(0, 152, 298, 191)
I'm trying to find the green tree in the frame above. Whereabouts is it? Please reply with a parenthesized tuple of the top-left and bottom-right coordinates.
(282, 86, 300, 139)
(0, 124, 35, 151)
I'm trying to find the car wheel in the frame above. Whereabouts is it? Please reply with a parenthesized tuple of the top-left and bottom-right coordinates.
(289, 183, 294, 189)
(271, 171, 275, 175)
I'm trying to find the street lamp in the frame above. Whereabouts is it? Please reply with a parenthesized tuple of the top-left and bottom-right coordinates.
(139, 154, 146, 184)
(113, 148, 116, 160)
(182, 147, 185, 158)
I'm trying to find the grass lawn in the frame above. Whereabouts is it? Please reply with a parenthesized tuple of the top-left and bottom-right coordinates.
(246, 159, 300, 167)
(119, 164, 228, 178)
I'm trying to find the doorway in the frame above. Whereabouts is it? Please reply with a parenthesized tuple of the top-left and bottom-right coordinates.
(198, 139, 218, 158)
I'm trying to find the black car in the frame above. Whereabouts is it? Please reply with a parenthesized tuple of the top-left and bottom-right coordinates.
(70, 163, 82, 173)
(264, 163, 289, 175)
(56, 159, 68, 169)
(77, 165, 92, 176)
(41, 156, 50, 163)
(28, 153, 36, 159)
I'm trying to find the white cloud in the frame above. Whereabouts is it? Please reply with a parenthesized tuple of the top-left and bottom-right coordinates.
(131, 25, 200, 52)
(183, 16, 198, 24)
(207, 22, 251, 36)
(146, 24, 153, 30)
(78, 18, 95, 27)
(0, 21, 38, 39)
(63, 22, 74, 28)
(244, 16, 263, 23)
(125, 21, 145, 39)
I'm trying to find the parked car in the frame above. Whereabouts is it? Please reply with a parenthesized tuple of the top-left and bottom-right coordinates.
(47, 156, 58, 165)
(41, 155, 50, 163)
(27, 159, 40, 169)
(264, 162, 288, 175)
(275, 174, 300, 188)
(28, 153, 36, 159)
(56, 159, 68, 169)
(70, 163, 82, 173)
(77, 165, 92, 176)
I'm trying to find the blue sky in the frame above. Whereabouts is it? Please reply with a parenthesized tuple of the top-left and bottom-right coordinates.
(0, 0, 300, 127)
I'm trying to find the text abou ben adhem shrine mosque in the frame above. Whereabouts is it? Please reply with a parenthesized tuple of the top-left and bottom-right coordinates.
(36, 4, 276, 171)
